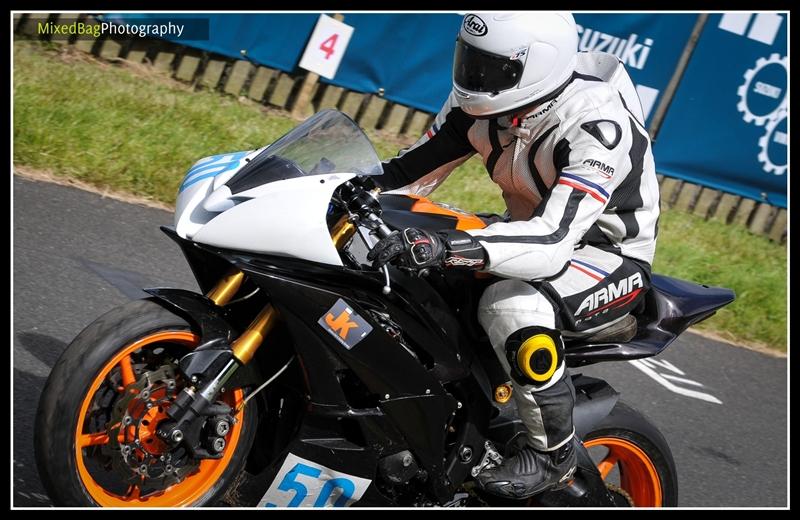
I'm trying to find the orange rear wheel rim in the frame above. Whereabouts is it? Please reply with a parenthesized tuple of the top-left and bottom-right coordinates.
(75, 331, 245, 507)
(583, 436, 663, 507)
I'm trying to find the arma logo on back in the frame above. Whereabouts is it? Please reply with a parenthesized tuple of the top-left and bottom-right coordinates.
(463, 14, 488, 36)
(575, 272, 643, 317)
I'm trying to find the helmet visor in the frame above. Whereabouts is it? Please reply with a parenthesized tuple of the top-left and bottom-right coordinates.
(453, 38, 524, 93)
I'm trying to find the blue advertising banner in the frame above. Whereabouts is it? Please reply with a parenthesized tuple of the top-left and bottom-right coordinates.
(324, 13, 697, 124)
(319, 13, 461, 114)
(105, 13, 696, 126)
(572, 13, 697, 127)
(104, 13, 319, 72)
(653, 13, 787, 208)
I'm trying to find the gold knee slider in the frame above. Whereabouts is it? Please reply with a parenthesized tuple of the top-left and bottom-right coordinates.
(517, 334, 558, 383)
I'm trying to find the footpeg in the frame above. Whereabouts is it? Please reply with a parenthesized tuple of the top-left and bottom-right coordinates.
(470, 441, 504, 477)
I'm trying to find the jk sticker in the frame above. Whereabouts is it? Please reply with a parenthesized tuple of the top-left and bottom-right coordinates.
(318, 298, 372, 349)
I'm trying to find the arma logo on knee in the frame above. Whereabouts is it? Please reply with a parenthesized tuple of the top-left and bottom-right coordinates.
(575, 272, 643, 317)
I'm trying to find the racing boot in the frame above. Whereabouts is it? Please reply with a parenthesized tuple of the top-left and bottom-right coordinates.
(477, 325, 577, 498)
(475, 439, 577, 498)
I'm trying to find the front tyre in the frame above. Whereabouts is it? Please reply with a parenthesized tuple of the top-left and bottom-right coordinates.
(34, 299, 257, 506)
(582, 401, 678, 507)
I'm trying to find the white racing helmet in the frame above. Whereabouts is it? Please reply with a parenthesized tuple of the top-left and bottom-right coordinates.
(452, 12, 578, 118)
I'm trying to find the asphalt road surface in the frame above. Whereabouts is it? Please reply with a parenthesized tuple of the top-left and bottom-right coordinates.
(12, 176, 787, 507)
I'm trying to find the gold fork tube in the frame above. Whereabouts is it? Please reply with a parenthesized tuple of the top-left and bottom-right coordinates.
(206, 269, 245, 306)
(231, 304, 279, 364)
(219, 215, 354, 364)
(331, 215, 356, 250)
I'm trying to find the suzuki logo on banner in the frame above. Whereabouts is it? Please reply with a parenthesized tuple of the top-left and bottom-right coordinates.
(718, 13, 783, 46)
(576, 24, 653, 70)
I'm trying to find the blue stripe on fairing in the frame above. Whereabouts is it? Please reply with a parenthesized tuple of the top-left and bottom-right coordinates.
(559, 172, 610, 198)
(179, 152, 248, 193)
(571, 258, 610, 277)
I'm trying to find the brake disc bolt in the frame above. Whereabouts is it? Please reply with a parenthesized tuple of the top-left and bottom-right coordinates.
(215, 421, 230, 436)
(139, 464, 148, 473)
(212, 437, 226, 452)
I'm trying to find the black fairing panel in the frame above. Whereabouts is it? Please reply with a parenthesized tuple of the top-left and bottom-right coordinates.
(161, 226, 238, 294)
(194, 246, 463, 493)
(565, 274, 735, 366)
(381, 210, 459, 232)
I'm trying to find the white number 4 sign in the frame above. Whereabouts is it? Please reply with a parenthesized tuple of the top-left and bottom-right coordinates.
(298, 14, 354, 80)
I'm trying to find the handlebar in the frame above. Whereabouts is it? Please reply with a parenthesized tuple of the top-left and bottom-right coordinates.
(339, 179, 393, 294)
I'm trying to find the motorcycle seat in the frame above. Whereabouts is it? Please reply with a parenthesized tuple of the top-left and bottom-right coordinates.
(564, 314, 638, 345)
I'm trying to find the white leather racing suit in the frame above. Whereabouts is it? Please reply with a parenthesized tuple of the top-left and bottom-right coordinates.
(380, 51, 661, 451)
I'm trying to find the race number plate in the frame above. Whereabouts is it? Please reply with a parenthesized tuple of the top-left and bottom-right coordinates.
(258, 453, 372, 508)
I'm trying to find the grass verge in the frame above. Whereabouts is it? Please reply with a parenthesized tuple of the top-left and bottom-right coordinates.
(13, 40, 787, 352)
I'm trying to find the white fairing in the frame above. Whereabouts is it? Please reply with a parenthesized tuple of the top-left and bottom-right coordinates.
(173, 110, 382, 267)
(196, 174, 354, 266)
(174, 154, 355, 266)
(175, 150, 260, 239)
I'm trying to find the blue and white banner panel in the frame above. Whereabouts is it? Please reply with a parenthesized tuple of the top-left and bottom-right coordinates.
(653, 13, 788, 207)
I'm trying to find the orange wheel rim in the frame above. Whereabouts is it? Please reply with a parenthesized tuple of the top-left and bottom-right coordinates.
(75, 331, 245, 507)
(583, 436, 663, 507)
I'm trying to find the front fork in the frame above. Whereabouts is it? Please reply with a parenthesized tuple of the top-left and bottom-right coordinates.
(156, 217, 357, 457)
(219, 214, 355, 361)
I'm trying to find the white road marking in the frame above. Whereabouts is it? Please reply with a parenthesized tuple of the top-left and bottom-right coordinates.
(660, 373, 706, 387)
(638, 357, 686, 376)
(629, 359, 723, 404)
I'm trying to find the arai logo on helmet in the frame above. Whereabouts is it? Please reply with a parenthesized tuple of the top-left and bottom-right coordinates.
(463, 14, 487, 36)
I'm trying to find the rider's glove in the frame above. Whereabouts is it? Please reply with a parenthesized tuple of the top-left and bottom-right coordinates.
(367, 228, 487, 272)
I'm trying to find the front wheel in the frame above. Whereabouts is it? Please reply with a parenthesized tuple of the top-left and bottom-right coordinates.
(582, 401, 679, 507)
(34, 298, 257, 506)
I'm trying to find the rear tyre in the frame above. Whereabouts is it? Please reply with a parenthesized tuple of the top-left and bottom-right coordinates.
(582, 401, 678, 507)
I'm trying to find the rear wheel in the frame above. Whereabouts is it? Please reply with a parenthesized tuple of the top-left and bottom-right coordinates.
(582, 401, 678, 507)
(34, 299, 257, 506)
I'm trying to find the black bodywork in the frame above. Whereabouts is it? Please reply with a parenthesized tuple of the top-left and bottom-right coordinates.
(150, 210, 734, 506)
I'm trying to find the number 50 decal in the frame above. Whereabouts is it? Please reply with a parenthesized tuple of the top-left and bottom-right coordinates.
(258, 453, 372, 508)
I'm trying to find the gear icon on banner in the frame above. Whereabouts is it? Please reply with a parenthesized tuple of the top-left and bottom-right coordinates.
(758, 109, 787, 175)
(737, 53, 788, 126)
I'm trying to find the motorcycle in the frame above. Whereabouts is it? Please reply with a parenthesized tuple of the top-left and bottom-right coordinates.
(34, 109, 735, 507)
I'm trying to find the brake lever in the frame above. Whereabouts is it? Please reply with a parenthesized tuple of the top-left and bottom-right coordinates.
(381, 265, 392, 295)
(355, 221, 392, 295)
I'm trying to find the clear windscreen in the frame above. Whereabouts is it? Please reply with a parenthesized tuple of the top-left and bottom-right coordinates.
(265, 109, 383, 176)
(225, 110, 382, 194)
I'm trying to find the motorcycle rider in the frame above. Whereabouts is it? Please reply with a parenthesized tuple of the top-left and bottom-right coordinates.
(368, 12, 660, 499)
